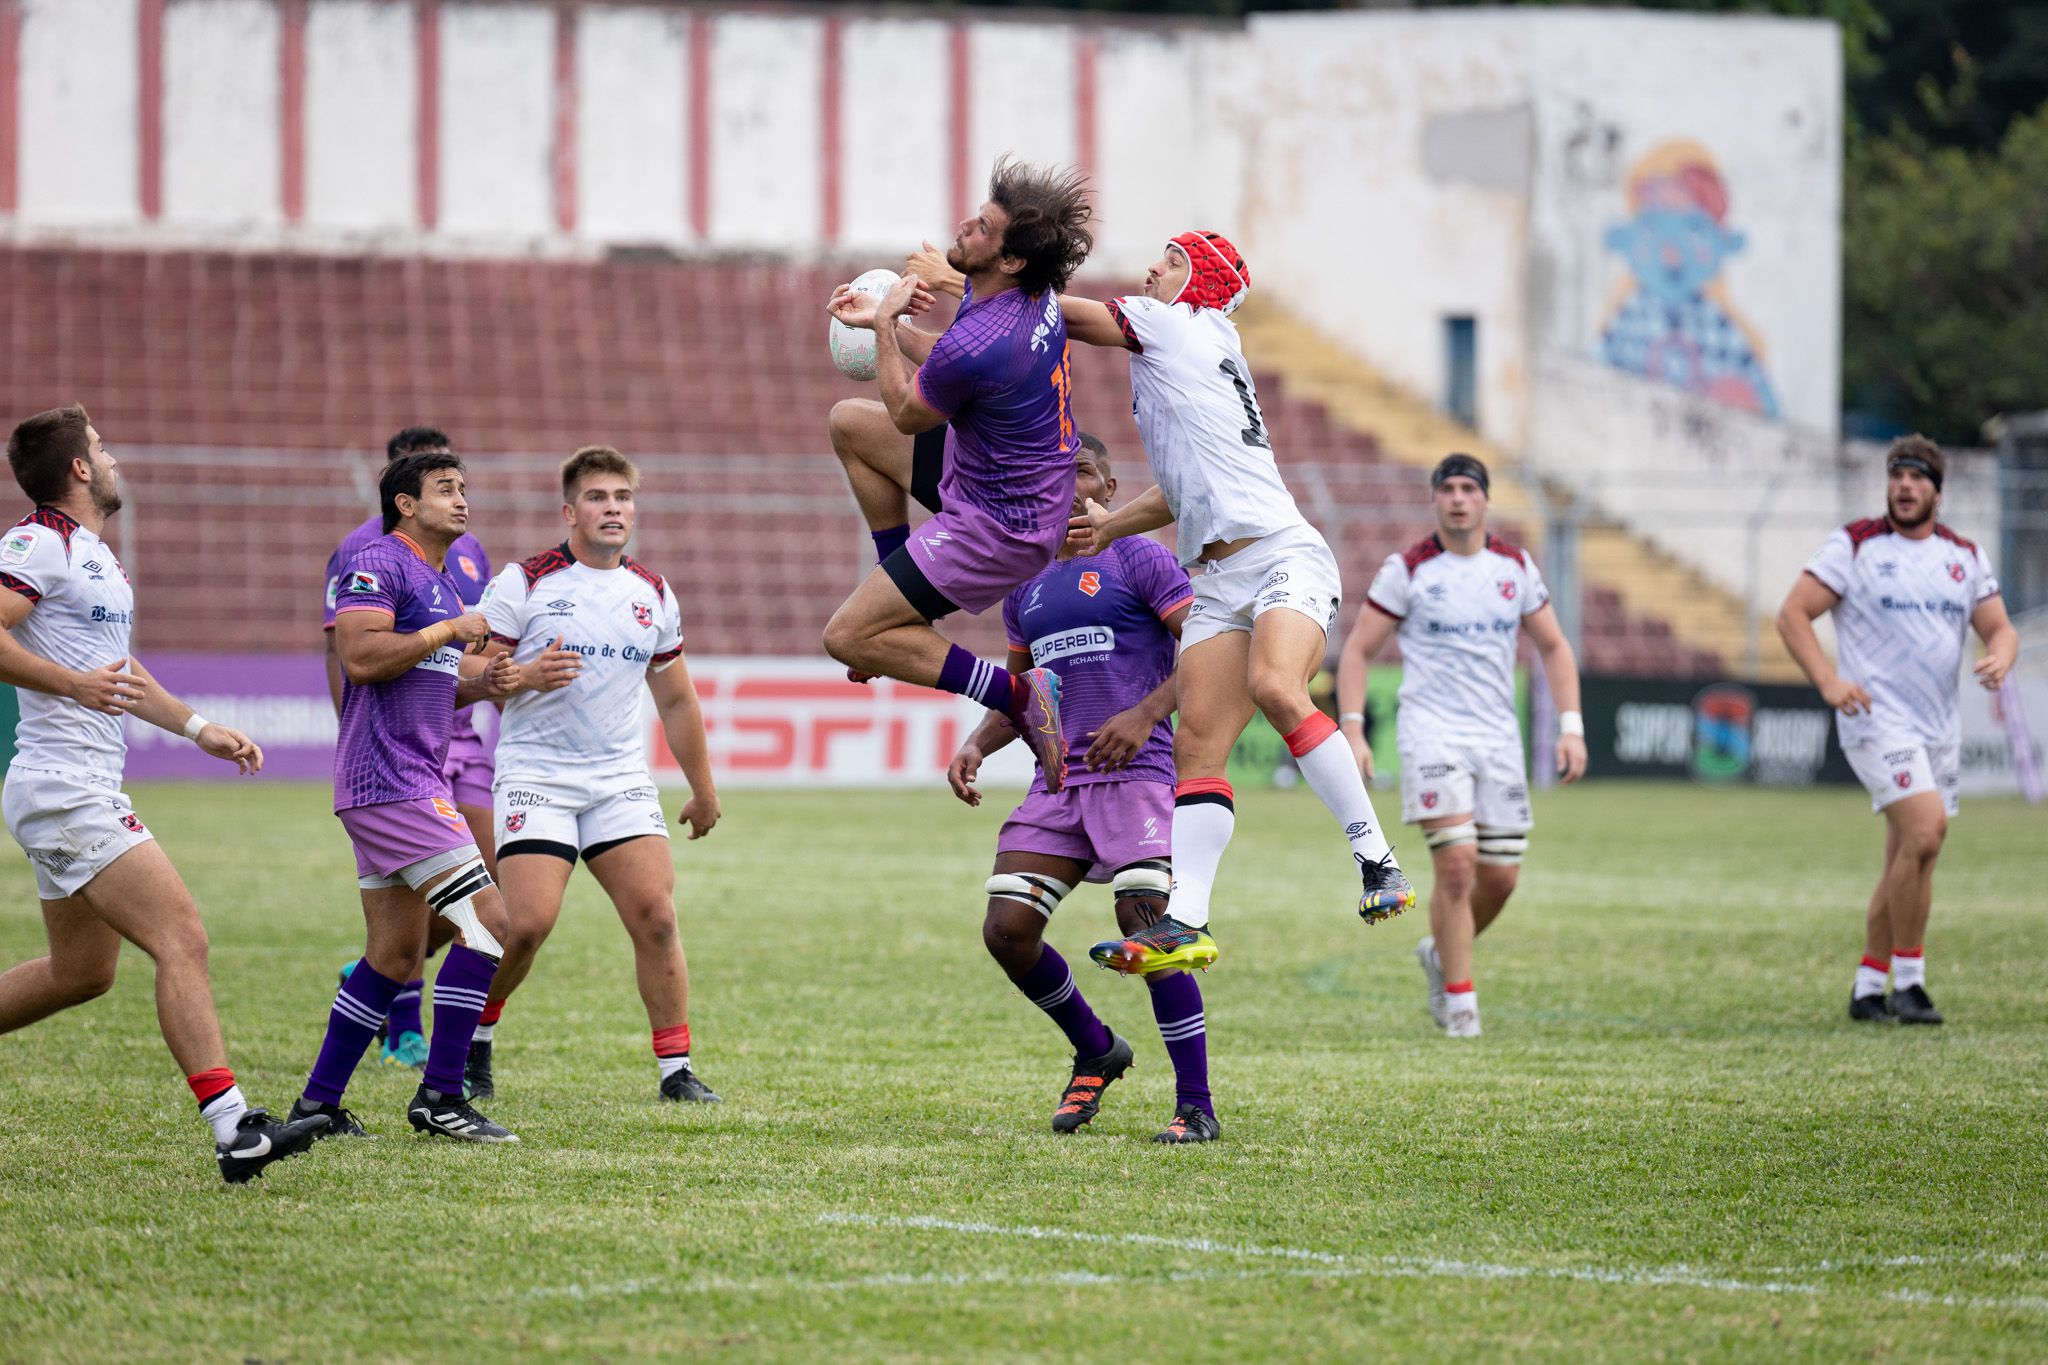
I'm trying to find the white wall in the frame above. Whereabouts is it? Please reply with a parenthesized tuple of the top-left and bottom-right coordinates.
(304, 0, 416, 233)
(164, 0, 281, 229)
(576, 5, 687, 244)
(17, 0, 139, 227)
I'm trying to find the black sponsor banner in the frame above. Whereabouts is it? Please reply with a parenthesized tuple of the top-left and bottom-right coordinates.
(1583, 677, 1857, 786)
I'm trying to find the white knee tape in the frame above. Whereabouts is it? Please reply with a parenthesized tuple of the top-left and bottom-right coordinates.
(1475, 826, 1528, 866)
(1424, 821, 1478, 850)
(985, 872, 1073, 920)
(1111, 859, 1172, 901)
(425, 857, 504, 960)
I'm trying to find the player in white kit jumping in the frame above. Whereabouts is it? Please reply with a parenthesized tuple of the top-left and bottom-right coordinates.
(1777, 437, 2015, 1025)
(0, 404, 329, 1180)
(1335, 454, 1587, 1037)
(467, 446, 723, 1102)
(1047, 233, 1414, 973)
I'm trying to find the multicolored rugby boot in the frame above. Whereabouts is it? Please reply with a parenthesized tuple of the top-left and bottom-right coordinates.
(1008, 666, 1069, 794)
(381, 1030, 428, 1069)
(1089, 916, 1219, 976)
(1357, 851, 1416, 924)
(1051, 1034, 1134, 1134)
(1153, 1103, 1221, 1145)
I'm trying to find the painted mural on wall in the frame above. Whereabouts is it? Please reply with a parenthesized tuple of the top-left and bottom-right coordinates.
(1598, 139, 1780, 419)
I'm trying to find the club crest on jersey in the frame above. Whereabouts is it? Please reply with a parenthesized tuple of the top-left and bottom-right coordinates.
(1078, 572, 1101, 597)
(347, 570, 381, 595)
(458, 555, 480, 581)
(504, 812, 526, 834)
(119, 813, 145, 833)
(1499, 579, 1517, 601)
(632, 601, 653, 628)
(1894, 771, 1912, 789)
(1421, 791, 1439, 810)
(1947, 561, 1965, 583)
(431, 797, 461, 823)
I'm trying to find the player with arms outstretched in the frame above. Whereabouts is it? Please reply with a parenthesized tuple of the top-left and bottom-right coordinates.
(1777, 437, 2016, 1025)
(948, 435, 1217, 1142)
(0, 404, 329, 1181)
(943, 232, 1413, 972)
(289, 451, 524, 1141)
(466, 446, 723, 1104)
(1335, 454, 1586, 1037)
(822, 157, 1094, 791)
(322, 425, 496, 1068)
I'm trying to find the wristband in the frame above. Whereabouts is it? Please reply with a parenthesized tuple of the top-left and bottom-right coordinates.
(1338, 712, 1366, 726)
(1558, 710, 1585, 737)
(183, 713, 209, 741)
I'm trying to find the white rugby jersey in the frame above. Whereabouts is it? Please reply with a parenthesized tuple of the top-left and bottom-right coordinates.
(1803, 517, 1998, 749)
(480, 545, 684, 784)
(1366, 533, 1549, 748)
(0, 509, 135, 779)
(1105, 294, 1308, 567)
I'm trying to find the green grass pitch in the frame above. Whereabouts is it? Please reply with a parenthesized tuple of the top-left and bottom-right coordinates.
(1, 780, 2045, 1360)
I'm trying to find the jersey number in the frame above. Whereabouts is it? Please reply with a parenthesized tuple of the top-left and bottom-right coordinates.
(1219, 359, 1270, 449)
(1051, 344, 1075, 448)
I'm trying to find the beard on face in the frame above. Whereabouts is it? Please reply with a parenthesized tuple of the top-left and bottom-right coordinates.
(1889, 493, 1934, 529)
(89, 468, 122, 517)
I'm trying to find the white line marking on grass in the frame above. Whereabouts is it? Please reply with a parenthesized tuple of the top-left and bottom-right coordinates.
(815, 1213, 2048, 1315)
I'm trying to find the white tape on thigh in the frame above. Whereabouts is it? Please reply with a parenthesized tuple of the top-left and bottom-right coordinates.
(423, 855, 503, 959)
(985, 872, 1073, 920)
(1475, 826, 1528, 866)
(1424, 822, 1478, 850)
(1110, 859, 1172, 901)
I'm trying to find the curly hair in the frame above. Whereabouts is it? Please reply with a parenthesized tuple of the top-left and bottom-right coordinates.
(988, 156, 1094, 297)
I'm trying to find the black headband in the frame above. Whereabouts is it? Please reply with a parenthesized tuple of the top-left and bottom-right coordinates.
(1431, 454, 1490, 495)
(1888, 454, 1942, 491)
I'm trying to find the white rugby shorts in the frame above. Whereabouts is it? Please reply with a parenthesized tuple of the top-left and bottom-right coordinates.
(1844, 740, 1959, 817)
(493, 772, 670, 859)
(1180, 523, 1343, 653)
(1397, 737, 1533, 831)
(2, 764, 156, 900)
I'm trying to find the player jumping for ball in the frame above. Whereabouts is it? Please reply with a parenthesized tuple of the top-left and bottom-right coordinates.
(822, 157, 1093, 792)
(0, 405, 330, 1181)
(912, 232, 1414, 972)
(465, 446, 723, 1105)
(948, 434, 1218, 1142)
(1336, 454, 1587, 1038)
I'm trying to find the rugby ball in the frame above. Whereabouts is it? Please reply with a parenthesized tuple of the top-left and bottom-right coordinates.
(828, 268, 901, 381)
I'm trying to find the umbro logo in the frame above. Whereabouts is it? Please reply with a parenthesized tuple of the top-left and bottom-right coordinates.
(545, 599, 575, 613)
(1346, 821, 1372, 838)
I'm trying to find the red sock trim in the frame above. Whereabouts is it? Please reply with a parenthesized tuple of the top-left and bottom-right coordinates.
(186, 1067, 236, 1106)
(1860, 954, 1890, 972)
(1282, 711, 1338, 758)
(1175, 777, 1233, 800)
(1443, 980, 1474, 995)
(479, 999, 505, 1025)
(1893, 946, 1924, 959)
(652, 1023, 692, 1057)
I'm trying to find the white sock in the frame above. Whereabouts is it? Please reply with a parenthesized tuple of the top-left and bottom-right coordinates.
(1892, 949, 1926, 990)
(472, 1023, 495, 1042)
(1168, 791, 1236, 930)
(657, 1053, 693, 1080)
(1289, 725, 1395, 865)
(1854, 956, 1889, 999)
(201, 1085, 250, 1145)
(1444, 987, 1477, 1018)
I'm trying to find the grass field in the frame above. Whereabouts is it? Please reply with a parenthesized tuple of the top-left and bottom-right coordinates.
(1, 778, 2045, 1361)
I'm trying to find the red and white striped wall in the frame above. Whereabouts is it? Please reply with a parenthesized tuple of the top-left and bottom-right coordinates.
(0, 0, 1241, 270)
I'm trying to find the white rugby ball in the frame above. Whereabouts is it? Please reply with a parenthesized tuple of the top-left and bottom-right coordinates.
(828, 268, 901, 381)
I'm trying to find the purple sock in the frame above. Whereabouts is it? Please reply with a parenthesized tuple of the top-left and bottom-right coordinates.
(386, 979, 425, 1040)
(871, 524, 910, 563)
(1148, 971, 1213, 1119)
(1013, 945, 1113, 1059)
(424, 944, 498, 1096)
(937, 644, 1016, 712)
(304, 958, 400, 1106)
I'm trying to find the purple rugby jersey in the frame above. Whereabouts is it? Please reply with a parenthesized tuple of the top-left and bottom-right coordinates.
(331, 533, 469, 811)
(916, 283, 1078, 535)
(1002, 535, 1192, 794)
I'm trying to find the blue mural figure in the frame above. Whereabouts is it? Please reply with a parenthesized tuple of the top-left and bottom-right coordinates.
(1599, 139, 1781, 420)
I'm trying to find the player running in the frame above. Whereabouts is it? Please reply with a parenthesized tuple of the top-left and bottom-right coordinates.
(323, 425, 495, 1069)
(1334, 454, 1587, 1037)
(1026, 231, 1413, 972)
(465, 446, 722, 1104)
(0, 404, 329, 1181)
(1777, 437, 2016, 1025)
(947, 435, 1217, 1142)
(289, 451, 524, 1141)
(822, 157, 1093, 792)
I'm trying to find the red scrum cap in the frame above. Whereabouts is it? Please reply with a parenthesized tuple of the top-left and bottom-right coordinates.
(1167, 231, 1250, 315)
